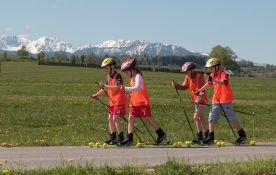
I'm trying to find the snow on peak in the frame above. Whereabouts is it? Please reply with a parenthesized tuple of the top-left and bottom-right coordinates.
(95, 40, 133, 48)
(0, 35, 204, 57)
(0, 35, 75, 53)
(27, 36, 75, 54)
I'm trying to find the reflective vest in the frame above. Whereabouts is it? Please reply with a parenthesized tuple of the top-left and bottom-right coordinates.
(185, 72, 208, 105)
(211, 70, 234, 103)
(130, 74, 150, 106)
(107, 72, 128, 106)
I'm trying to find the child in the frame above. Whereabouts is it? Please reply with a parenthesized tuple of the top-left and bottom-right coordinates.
(120, 58, 167, 146)
(91, 57, 128, 145)
(172, 62, 209, 143)
(198, 58, 247, 144)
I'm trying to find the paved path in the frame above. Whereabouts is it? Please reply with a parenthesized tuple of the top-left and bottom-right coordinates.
(0, 142, 275, 170)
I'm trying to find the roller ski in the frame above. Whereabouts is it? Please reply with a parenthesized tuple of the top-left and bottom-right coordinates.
(155, 128, 170, 145)
(234, 129, 247, 145)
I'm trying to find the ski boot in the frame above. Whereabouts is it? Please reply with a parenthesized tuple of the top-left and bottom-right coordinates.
(156, 128, 169, 145)
(105, 132, 116, 145)
(235, 128, 247, 145)
(110, 132, 124, 145)
(119, 133, 133, 146)
(203, 130, 209, 140)
(201, 131, 214, 145)
(192, 131, 203, 144)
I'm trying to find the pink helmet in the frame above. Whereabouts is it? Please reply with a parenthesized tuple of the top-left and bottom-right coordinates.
(181, 62, 196, 72)
(121, 58, 137, 71)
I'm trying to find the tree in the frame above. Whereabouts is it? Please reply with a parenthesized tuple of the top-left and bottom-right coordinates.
(3, 51, 8, 59)
(80, 54, 85, 64)
(17, 45, 29, 57)
(85, 55, 94, 64)
(208, 45, 240, 71)
(55, 52, 66, 63)
(70, 54, 77, 64)
(37, 51, 46, 61)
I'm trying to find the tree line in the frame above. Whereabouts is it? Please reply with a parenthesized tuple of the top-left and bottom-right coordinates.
(36, 45, 245, 72)
(1, 45, 276, 77)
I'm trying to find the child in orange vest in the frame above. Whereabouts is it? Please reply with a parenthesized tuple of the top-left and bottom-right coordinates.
(91, 58, 128, 145)
(172, 62, 209, 143)
(198, 58, 247, 144)
(120, 58, 168, 146)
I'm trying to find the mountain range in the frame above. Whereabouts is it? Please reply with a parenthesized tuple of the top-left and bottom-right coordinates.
(0, 35, 205, 57)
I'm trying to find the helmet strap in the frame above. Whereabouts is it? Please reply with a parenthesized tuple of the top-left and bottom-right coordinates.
(191, 70, 195, 79)
(215, 65, 219, 73)
(130, 69, 133, 79)
(214, 65, 219, 78)
(109, 65, 114, 77)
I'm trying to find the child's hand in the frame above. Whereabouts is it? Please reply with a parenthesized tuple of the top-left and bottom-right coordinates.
(120, 85, 125, 91)
(90, 94, 98, 99)
(204, 74, 212, 82)
(171, 80, 178, 87)
(194, 90, 200, 96)
(97, 82, 105, 88)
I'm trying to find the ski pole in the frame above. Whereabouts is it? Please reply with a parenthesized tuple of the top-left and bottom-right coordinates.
(94, 81, 145, 134)
(210, 86, 238, 140)
(191, 102, 255, 116)
(232, 109, 255, 116)
(174, 86, 196, 139)
(91, 97, 143, 142)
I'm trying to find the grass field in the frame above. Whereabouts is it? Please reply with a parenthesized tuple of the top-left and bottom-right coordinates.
(0, 61, 275, 146)
(1, 159, 275, 175)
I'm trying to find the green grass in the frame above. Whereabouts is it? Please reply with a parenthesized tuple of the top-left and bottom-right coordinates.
(1, 159, 275, 175)
(0, 61, 276, 146)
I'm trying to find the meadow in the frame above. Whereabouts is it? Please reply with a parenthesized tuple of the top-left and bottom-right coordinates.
(0, 61, 275, 146)
(1, 159, 275, 175)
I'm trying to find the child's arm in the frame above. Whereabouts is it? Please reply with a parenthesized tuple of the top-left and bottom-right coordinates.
(171, 76, 188, 90)
(97, 74, 123, 91)
(91, 88, 104, 99)
(123, 74, 142, 93)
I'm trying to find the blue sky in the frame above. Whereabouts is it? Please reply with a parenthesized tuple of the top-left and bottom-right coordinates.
(1, 0, 276, 64)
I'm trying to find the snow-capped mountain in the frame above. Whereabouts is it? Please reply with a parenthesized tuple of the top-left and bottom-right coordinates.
(95, 40, 133, 48)
(0, 35, 31, 51)
(0, 35, 75, 54)
(27, 37, 75, 53)
(0, 35, 204, 57)
(76, 40, 204, 57)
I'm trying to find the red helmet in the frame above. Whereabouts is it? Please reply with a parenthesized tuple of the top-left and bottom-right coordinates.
(181, 62, 196, 72)
(121, 58, 136, 71)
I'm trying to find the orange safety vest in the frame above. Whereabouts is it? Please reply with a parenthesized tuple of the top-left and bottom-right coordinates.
(107, 72, 128, 106)
(211, 70, 234, 103)
(184, 72, 208, 105)
(130, 74, 150, 106)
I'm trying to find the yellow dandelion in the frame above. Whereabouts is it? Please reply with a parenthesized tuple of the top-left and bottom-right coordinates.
(67, 158, 74, 162)
(3, 169, 10, 174)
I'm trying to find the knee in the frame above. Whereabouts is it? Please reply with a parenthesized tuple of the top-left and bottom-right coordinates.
(108, 115, 113, 122)
(194, 115, 199, 121)
(194, 112, 201, 121)
(129, 116, 135, 123)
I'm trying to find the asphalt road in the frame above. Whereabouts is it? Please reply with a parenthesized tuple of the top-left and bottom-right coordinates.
(0, 142, 275, 170)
